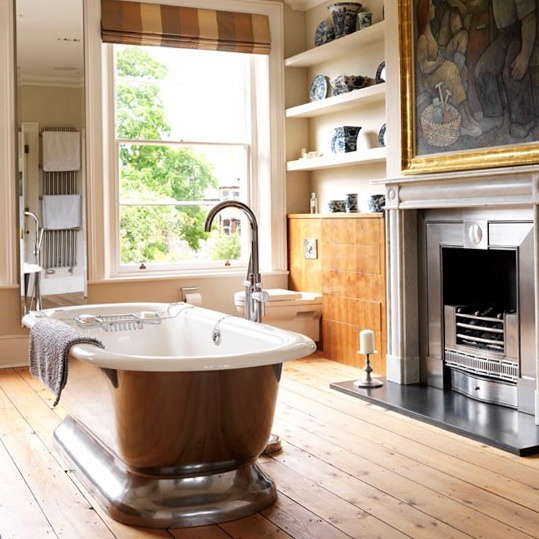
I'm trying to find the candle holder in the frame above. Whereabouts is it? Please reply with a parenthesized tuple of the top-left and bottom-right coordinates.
(353, 350, 384, 388)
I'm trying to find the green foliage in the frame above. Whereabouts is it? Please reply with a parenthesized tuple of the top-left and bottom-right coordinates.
(116, 47, 170, 142)
(206, 231, 242, 261)
(115, 46, 219, 263)
(119, 206, 195, 263)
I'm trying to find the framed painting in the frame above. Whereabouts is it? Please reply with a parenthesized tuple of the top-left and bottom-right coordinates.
(400, 0, 539, 175)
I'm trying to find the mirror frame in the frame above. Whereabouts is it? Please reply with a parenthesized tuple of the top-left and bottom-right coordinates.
(0, 0, 18, 287)
(15, 0, 89, 311)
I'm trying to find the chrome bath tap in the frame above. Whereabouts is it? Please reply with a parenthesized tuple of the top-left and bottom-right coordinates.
(204, 201, 268, 323)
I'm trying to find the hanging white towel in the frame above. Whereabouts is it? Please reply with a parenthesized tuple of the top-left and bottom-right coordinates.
(42, 131, 81, 172)
(42, 195, 82, 230)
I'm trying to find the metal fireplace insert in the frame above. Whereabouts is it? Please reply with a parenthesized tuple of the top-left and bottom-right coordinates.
(420, 209, 535, 415)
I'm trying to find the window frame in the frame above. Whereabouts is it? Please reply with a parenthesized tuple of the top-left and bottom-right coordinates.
(86, 0, 286, 282)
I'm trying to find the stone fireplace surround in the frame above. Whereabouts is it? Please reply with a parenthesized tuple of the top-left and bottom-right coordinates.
(332, 165, 539, 455)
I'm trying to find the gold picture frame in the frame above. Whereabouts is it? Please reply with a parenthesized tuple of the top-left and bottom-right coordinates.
(400, 0, 539, 175)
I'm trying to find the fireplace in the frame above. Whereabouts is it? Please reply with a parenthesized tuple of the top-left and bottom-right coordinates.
(421, 209, 535, 414)
(331, 169, 539, 454)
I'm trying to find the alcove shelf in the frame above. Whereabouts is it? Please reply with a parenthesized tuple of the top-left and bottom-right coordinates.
(284, 16, 387, 176)
(285, 21, 386, 68)
(286, 83, 386, 118)
(287, 147, 386, 171)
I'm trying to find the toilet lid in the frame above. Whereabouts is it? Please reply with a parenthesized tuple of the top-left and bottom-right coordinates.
(234, 288, 303, 302)
(266, 289, 303, 301)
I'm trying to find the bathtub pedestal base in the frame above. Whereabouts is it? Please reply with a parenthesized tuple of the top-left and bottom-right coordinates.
(54, 416, 277, 529)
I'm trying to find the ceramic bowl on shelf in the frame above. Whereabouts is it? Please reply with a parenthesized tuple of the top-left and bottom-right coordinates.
(330, 74, 368, 96)
(328, 200, 347, 213)
(328, 2, 362, 38)
(314, 19, 335, 46)
(310, 74, 329, 101)
(331, 125, 362, 153)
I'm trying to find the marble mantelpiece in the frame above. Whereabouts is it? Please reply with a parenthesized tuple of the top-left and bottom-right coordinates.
(376, 165, 539, 424)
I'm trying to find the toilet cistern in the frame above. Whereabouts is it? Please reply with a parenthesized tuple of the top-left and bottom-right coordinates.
(204, 201, 268, 323)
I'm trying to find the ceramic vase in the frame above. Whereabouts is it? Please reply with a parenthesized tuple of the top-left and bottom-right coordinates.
(368, 194, 386, 213)
(357, 11, 373, 29)
(331, 125, 362, 153)
(346, 193, 359, 213)
(328, 2, 363, 38)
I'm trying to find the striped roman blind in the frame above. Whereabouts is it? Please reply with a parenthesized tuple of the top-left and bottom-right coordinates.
(101, 0, 271, 54)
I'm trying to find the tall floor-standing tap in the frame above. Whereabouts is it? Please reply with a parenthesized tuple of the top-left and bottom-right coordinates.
(205, 201, 282, 455)
(204, 201, 268, 322)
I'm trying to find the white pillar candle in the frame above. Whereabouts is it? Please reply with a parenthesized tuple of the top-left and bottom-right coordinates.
(359, 329, 375, 354)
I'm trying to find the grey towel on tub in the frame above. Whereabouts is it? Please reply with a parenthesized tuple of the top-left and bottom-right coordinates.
(29, 317, 104, 406)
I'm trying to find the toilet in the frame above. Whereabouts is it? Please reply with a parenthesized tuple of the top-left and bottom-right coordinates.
(234, 288, 322, 341)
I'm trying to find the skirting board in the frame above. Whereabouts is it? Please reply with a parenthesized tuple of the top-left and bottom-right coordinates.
(0, 335, 30, 368)
(330, 379, 539, 456)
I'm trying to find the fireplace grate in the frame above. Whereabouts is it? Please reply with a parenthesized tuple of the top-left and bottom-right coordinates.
(444, 304, 519, 385)
(445, 349, 518, 382)
(455, 307, 510, 351)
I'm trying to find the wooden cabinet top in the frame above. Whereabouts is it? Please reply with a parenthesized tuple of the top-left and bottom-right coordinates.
(288, 213, 384, 219)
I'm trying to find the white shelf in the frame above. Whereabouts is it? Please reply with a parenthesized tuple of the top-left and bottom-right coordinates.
(287, 147, 386, 171)
(285, 21, 386, 68)
(286, 83, 386, 118)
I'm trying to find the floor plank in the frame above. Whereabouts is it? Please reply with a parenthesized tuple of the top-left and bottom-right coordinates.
(168, 526, 232, 539)
(220, 514, 294, 539)
(280, 367, 539, 537)
(267, 439, 470, 539)
(0, 436, 55, 539)
(260, 456, 409, 539)
(261, 492, 352, 539)
(1, 369, 172, 539)
(0, 384, 116, 539)
(2, 357, 539, 538)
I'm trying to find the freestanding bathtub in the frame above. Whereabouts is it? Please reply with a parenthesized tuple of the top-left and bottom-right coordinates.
(22, 302, 316, 528)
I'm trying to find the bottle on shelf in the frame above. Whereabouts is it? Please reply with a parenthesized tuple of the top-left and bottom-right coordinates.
(310, 192, 318, 214)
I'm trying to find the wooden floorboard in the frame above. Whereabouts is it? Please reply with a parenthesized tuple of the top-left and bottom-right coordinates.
(1, 355, 539, 538)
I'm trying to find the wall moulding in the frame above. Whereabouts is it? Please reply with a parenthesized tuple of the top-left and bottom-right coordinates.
(283, 0, 325, 11)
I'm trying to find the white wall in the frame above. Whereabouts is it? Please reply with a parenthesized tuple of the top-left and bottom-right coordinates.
(0, 0, 28, 366)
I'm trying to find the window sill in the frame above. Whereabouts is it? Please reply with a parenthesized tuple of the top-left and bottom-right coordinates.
(89, 268, 289, 285)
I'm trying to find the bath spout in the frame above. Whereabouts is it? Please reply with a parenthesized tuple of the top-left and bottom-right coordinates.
(204, 201, 267, 323)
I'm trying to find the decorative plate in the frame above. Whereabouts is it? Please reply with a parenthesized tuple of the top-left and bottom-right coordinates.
(314, 20, 335, 47)
(331, 128, 344, 153)
(310, 75, 329, 102)
(375, 61, 386, 84)
(378, 123, 386, 147)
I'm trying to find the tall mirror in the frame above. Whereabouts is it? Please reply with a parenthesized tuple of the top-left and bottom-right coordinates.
(16, 0, 86, 313)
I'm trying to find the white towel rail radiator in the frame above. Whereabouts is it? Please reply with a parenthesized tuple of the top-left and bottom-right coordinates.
(40, 126, 79, 270)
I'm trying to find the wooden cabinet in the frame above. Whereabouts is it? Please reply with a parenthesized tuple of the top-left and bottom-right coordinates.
(288, 213, 386, 375)
(288, 215, 322, 293)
